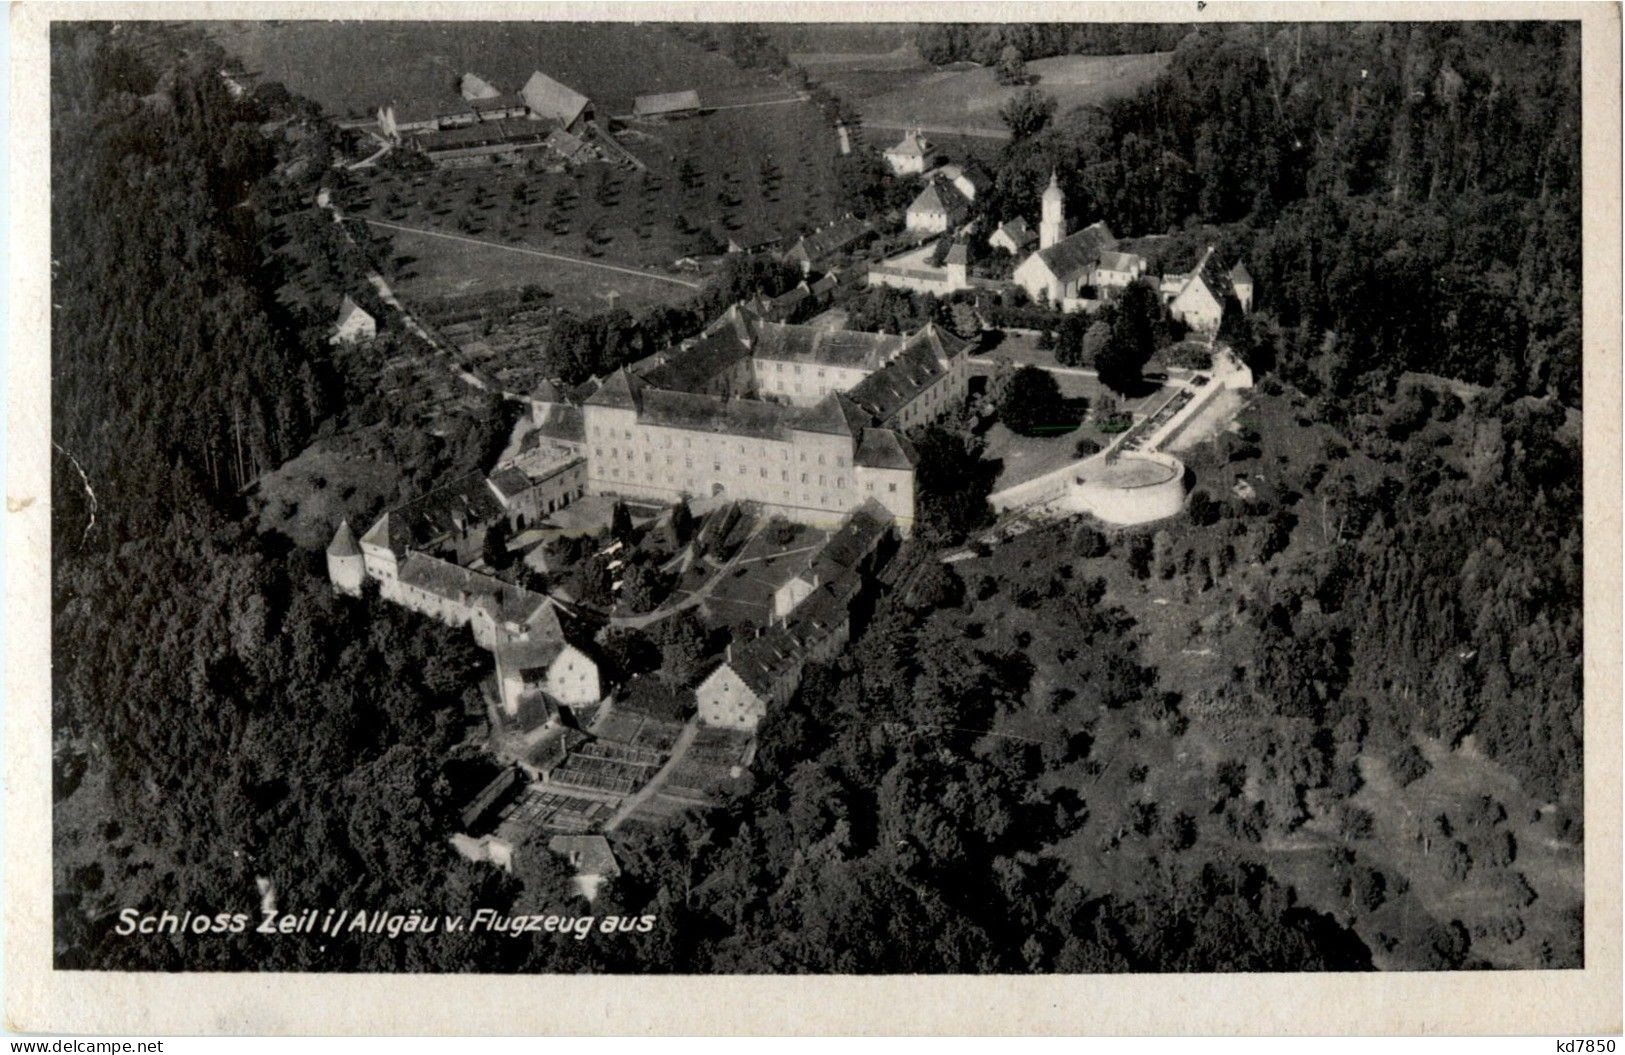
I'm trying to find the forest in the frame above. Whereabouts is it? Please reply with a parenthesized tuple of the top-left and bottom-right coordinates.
(50, 20, 1584, 973)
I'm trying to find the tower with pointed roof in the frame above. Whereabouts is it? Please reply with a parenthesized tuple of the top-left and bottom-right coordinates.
(326, 518, 366, 596)
(1040, 171, 1067, 250)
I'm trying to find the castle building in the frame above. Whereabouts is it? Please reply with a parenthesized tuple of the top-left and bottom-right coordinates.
(581, 318, 972, 534)
(326, 518, 366, 596)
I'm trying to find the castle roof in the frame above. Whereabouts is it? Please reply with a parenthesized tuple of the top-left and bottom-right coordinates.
(583, 368, 643, 410)
(792, 393, 871, 437)
(327, 518, 361, 557)
(398, 553, 555, 629)
(639, 389, 786, 440)
(845, 332, 957, 423)
(752, 321, 903, 371)
(1169, 246, 1231, 304)
(854, 427, 918, 470)
(638, 328, 752, 393)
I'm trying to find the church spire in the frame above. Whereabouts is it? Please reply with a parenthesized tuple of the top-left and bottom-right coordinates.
(1040, 170, 1067, 250)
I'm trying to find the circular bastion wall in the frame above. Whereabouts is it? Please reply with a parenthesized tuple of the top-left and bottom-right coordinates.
(1066, 450, 1187, 526)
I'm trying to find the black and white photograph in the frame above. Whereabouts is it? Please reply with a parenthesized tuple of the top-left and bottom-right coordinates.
(7, 1, 1622, 1037)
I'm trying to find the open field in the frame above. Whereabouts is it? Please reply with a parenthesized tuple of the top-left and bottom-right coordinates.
(352, 99, 843, 286)
(824, 51, 1173, 136)
(206, 21, 787, 121)
(383, 221, 702, 315)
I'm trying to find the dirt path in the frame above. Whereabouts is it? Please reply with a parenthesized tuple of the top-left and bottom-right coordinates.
(859, 118, 1011, 141)
(603, 720, 699, 831)
(317, 189, 492, 393)
(362, 218, 704, 291)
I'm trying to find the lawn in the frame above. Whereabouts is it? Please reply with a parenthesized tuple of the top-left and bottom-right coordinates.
(206, 21, 786, 121)
(830, 51, 1173, 135)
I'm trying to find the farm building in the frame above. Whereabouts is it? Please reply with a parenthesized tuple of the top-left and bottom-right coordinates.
(520, 70, 593, 131)
(883, 128, 932, 175)
(633, 89, 701, 119)
(411, 120, 554, 167)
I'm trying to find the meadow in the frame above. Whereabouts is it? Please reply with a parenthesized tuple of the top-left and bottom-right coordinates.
(825, 51, 1174, 137)
(206, 21, 787, 120)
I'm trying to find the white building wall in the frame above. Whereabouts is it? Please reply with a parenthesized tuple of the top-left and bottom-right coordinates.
(696, 666, 769, 730)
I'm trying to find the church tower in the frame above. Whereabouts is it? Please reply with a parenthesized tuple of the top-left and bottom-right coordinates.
(1039, 170, 1067, 250)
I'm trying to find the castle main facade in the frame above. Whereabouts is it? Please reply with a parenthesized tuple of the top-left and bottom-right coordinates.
(579, 311, 973, 534)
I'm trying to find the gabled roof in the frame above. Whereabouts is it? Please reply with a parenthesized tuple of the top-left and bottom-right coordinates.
(327, 518, 360, 557)
(639, 389, 787, 441)
(494, 632, 570, 678)
(724, 627, 803, 699)
(1029, 220, 1117, 282)
(1229, 260, 1254, 286)
(583, 368, 643, 410)
(908, 178, 970, 221)
(845, 336, 953, 424)
(854, 427, 918, 470)
(544, 128, 586, 158)
(781, 216, 871, 265)
(792, 392, 872, 437)
(906, 320, 972, 363)
(886, 129, 930, 157)
(945, 243, 969, 266)
(638, 328, 752, 393)
(487, 467, 534, 502)
(995, 217, 1036, 247)
(521, 70, 591, 127)
(531, 403, 585, 445)
(633, 89, 701, 116)
(1169, 246, 1231, 305)
(336, 295, 372, 328)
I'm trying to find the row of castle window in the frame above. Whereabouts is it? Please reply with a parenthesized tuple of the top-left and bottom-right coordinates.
(601, 462, 899, 496)
(593, 443, 846, 468)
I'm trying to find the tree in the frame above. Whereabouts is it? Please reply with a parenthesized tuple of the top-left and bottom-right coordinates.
(999, 88, 1057, 140)
(1096, 280, 1160, 393)
(994, 45, 1030, 86)
(481, 519, 512, 571)
(997, 365, 1066, 436)
(610, 501, 636, 544)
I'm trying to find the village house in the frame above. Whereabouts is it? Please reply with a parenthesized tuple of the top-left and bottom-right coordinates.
(905, 177, 972, 235)
(780, 216, 872, 274)
(883, 128, 932, 175)
(330, 295, 376, 344)
(989, 217, 1037, 255)
(1161, 246, 1249, 334)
